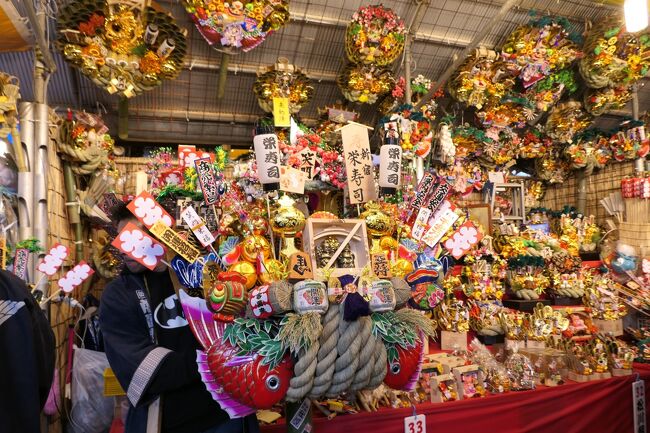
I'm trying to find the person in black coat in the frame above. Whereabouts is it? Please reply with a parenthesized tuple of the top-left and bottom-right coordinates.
(0, 269, 55, 433)
(100, 203, 258, 433)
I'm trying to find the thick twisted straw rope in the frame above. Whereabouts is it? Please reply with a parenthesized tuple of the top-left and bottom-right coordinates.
(286, 340, 320, 402)
(325, 303, 362, 397)
(285, 296, 396, 399)
(350, 317, 374, 392)
(366, 335, 388, 389)
(308, 303, 340, 399)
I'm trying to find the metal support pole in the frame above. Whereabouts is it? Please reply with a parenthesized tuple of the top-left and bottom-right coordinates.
(632, 85, 645, 173)
(576, 171, 588, 216)
(415, 0, 520, 110)
(118, 97, 129, 139)
(405, 0, 428, 183)
(404, 35, 412, 105)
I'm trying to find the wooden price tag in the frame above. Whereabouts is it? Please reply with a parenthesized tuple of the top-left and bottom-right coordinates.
(180, 205, 215, 247)
(150, 220, 201, 263)
(371, 253, 392, 278)
(280, 166, 307, 194)
(288, 252, 313, 281)
(12, 248, 29, 281)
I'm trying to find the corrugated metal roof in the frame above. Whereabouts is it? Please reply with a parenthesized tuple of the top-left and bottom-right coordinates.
(0, 0, 645, 146)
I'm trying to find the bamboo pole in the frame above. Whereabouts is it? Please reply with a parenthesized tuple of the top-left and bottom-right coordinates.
(217, 53, 230, 99)
(63, 162, 84, 261)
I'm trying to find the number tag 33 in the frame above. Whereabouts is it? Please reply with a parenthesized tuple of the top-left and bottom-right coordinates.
(404, 414, 426, 433)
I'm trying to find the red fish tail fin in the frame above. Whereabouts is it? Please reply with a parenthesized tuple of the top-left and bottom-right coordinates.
(179, 290, 225, 350)
(196, 350, 256, 419)
(404, 333, 426, 392)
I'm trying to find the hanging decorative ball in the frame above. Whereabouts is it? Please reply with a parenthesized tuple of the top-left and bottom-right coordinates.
(56, 0, 186, 98)
(518, 129, 553, 159)
(337, 64, 394, 104)
(564, 130, 612, 170)
(253, 58, 314, 114)
(524, 69, 579, 113)
(181, 0, 289, 52)
(345, 4, 406, 67)
(448, 54, 517, 109)
(476, 97, 532, 130)
(535, 151, 570, 184)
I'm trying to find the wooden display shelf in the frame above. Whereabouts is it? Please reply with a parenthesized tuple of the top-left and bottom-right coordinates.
(503, 298, 551, 313)
(551, 297, 584, 306)
(302, 218, 370, 281)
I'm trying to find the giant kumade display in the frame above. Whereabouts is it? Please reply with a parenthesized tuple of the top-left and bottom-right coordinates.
(57, 0, 187, 98)
(182, 0, 289, 52)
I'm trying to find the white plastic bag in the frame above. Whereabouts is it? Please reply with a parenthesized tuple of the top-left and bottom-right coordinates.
(67, 347, 114, 433)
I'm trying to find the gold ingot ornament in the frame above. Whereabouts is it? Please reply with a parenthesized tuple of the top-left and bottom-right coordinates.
(360, 201, 395, 254)
(271, 195, 306, 261)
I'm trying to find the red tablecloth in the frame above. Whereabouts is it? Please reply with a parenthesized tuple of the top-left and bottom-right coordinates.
(263, 365, 650, 433)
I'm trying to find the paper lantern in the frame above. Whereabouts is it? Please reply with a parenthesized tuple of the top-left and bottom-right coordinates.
(253, 124, 281, 191)
(378, 135, 402, 195)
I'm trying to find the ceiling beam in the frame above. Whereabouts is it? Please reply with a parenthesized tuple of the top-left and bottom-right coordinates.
(289, 10, 469, 49)
(184, 58, 339, 82)
(117, 136, 254, 147)
(127, 107, 318, 124)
